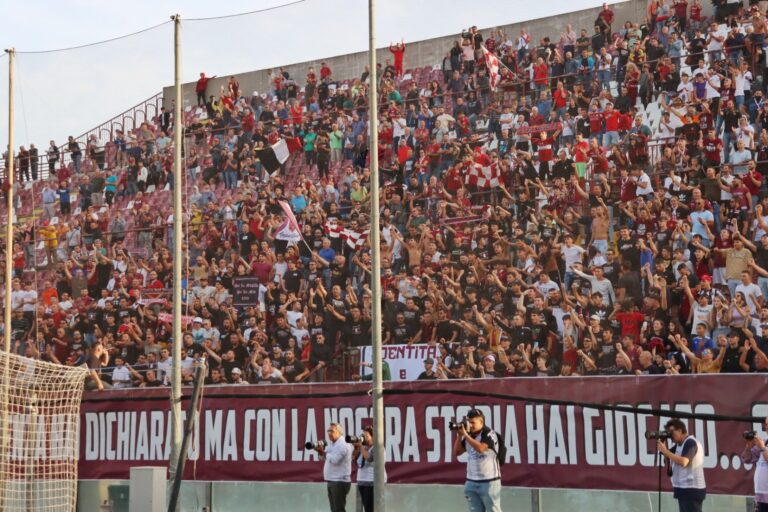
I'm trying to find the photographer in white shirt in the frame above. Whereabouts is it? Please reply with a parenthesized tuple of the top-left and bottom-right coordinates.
(741, 417, 768, 512)
(315, 423, 353, 512)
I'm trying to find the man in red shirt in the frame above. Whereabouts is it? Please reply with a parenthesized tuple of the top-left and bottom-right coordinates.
(588, 104, 604, 141)
(389, 40, 406, 78)
(690, 0, 702, 26)
(533, 57, 549, 93)
(627, 132, 648, 166)
(444, 165, 463, 193)
(588, 139, 610, 174)
(673, 0, 688, 31)
(571, 133, 589, 179)
(528, 107, 547, 127)
(535, 129, 559, 179)
(598, 2, 614, 36)
(196, 72, 215, 106)
(614, 301, 645, 340)
(744, 161, 763, 201)
(396, 139, 413, 170)
(320, 62, 332, 80)
(618, 167, 637, 203)
(242, 109, 255, 138)
(602, 102, 622, 147)
(701, 128, 722, 168)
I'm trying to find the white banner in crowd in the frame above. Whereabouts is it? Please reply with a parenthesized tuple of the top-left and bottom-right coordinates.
(359, 343, 440, 381)
(272, 139, 290, 164)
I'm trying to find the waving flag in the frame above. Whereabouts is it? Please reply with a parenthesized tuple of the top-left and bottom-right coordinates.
(342, 229, 370, 250)
(278, 200, 301, 232)
(465, 162, 500, 189)
(276, 200, 303, 243)
(482, 46, 500, 91)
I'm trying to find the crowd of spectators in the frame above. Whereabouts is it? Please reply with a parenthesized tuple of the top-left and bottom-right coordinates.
(4, 0, 768, 390)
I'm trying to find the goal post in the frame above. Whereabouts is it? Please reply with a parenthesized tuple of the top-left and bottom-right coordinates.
(0, 351, 90, 512)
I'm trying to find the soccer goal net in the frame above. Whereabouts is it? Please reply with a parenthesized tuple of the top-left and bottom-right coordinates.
(0, 350, 90, 512)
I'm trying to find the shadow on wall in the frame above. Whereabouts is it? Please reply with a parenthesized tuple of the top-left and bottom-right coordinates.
(79, 481, 748, 512)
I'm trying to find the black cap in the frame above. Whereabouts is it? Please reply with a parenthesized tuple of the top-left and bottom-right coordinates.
(467, 409, 484, 419)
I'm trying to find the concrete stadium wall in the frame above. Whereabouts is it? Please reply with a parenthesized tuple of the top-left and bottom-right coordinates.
(162, 0, 657, 110)
(79, 480, 750, 512)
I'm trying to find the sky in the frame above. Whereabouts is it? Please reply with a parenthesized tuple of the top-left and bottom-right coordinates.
(0, 0, 605, 148)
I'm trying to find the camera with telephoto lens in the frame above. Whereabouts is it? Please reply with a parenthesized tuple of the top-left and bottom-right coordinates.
(449, 417, 470, 431)
(743, 430, 758, 441)
(645, 430, 672, 441)
(305, 440, 326, 450)
(345, 434, 364, 444)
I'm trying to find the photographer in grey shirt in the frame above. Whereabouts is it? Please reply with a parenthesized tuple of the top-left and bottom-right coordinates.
(453, 409, 502, 512)
(315, 422, 353, 512)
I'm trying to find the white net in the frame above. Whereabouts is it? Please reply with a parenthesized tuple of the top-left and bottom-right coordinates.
(0, 351, 89, 512)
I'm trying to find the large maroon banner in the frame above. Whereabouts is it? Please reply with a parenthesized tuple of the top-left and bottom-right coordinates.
(78, 375, 768, 495)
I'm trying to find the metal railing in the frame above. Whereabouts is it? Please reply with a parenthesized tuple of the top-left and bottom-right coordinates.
(0, 92, 164, 182)
(73, 92, 163, 147)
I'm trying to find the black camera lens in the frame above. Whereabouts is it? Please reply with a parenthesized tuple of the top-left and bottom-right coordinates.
(645, 430, 671, 440)
(743, 430, 757, 441)
(449, 418, 469, 431)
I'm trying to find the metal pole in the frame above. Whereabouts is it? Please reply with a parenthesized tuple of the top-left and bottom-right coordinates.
(367, 2, 386, 510)
(4, 48, 15, 353)
(167, 365, 205, 512)
(0, 46, 15, 512)
(167, 15, 183, 512)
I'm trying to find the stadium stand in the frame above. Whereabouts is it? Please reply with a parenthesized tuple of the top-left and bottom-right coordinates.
(3, 0, 768, 388)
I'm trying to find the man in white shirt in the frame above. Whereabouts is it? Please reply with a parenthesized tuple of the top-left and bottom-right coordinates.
(20, 282, 37, 321)
(730, 139, 753, 176)
(110, 357, 133, 389)
(572, 265, 616, 305)
(156, 348, 172, 385)
(706, 21, 726, 63)
(535, 271, 560, 296)
(192, 277, 216, 302)
(434, 106, 455, 133)
(559, 234, 586, 291)
(634, 168, 654, 197)
(677, 73, 694, 102)
(315, 422, 353, 512)
(735, 270, 763, 315)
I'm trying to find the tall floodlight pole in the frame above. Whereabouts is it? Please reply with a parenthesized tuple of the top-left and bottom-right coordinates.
(4, 48, 15, 354)
(168, 15, 183, 511)
(0, 47, 15, 512)
(367, 1, 386, 510)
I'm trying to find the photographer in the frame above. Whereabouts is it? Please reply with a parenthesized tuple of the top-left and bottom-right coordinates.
(351, 426, 385, 512)
(656, 418, 706, 512)
(741, 417, 768, 512)
(314, 423, 353, 512)
(453, 409, 502, 512)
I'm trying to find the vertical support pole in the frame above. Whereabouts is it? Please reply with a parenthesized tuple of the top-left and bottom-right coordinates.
(167, 15, 183, 512)
(0, 47, 15, 512)
(4, 47, 15, 354)
(367, 2, 386, 510)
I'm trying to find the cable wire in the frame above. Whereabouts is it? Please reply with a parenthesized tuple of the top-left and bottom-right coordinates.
(185, 0, 307, 21)
(15, 20, 172, 55)
(12, 0, 307, 54)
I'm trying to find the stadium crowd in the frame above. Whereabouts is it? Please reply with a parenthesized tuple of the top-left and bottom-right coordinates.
(4, 0, 768, 389)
